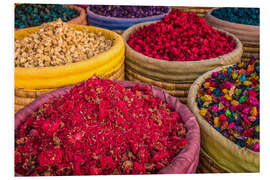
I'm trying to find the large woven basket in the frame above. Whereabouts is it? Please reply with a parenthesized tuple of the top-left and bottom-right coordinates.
(14, 24, 125, 112)
(122, 21, 243, 104)
(171, 6, 213, 17)
(188, 65, 259, 173)
(205, 8, 259, 62)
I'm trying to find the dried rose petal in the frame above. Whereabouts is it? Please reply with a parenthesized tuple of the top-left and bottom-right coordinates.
(15, 77, 187, 175)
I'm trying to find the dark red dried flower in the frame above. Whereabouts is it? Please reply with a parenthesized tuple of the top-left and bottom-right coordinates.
(128, 10, 236, 61)
(15, 77, 187, 175)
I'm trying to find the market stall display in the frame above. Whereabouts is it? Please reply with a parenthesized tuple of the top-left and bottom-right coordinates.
(13, 5, 260, 175)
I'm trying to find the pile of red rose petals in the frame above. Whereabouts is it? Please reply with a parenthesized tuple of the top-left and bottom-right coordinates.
(15, 77, 187, 176)
(128, 10, 236, 61)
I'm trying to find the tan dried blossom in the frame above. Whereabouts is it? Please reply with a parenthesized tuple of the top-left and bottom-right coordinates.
(15, 19, 112, 68)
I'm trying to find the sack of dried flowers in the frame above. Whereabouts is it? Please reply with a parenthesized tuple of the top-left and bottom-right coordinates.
(205, 8, 259, 62)
(15, 77, 200, 176)
(15, 5, 87, 31)
(187, 58, 260, 172)
(87, 5, 171, 31)
(122, 10, 243, 104)
(14, 20, 125, 112)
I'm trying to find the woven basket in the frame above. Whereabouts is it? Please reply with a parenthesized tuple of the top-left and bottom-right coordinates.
(171, 6, 213, 17)
(197, 149, 228, 173)
(241, 42, 260, 62)
(15, 24, 125, 112)
(205, 8, 260, 62)
(187, 65, 259, 173)
(122, 21, 243, 104)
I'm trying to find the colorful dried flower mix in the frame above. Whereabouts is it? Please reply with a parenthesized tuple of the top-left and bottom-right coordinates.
(88, 5, 169, 18)
(212, 8, 260, 26)
(196, 57, 259, 151)
(128, 10, 236, 61)
(15, 77, 187, 175)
